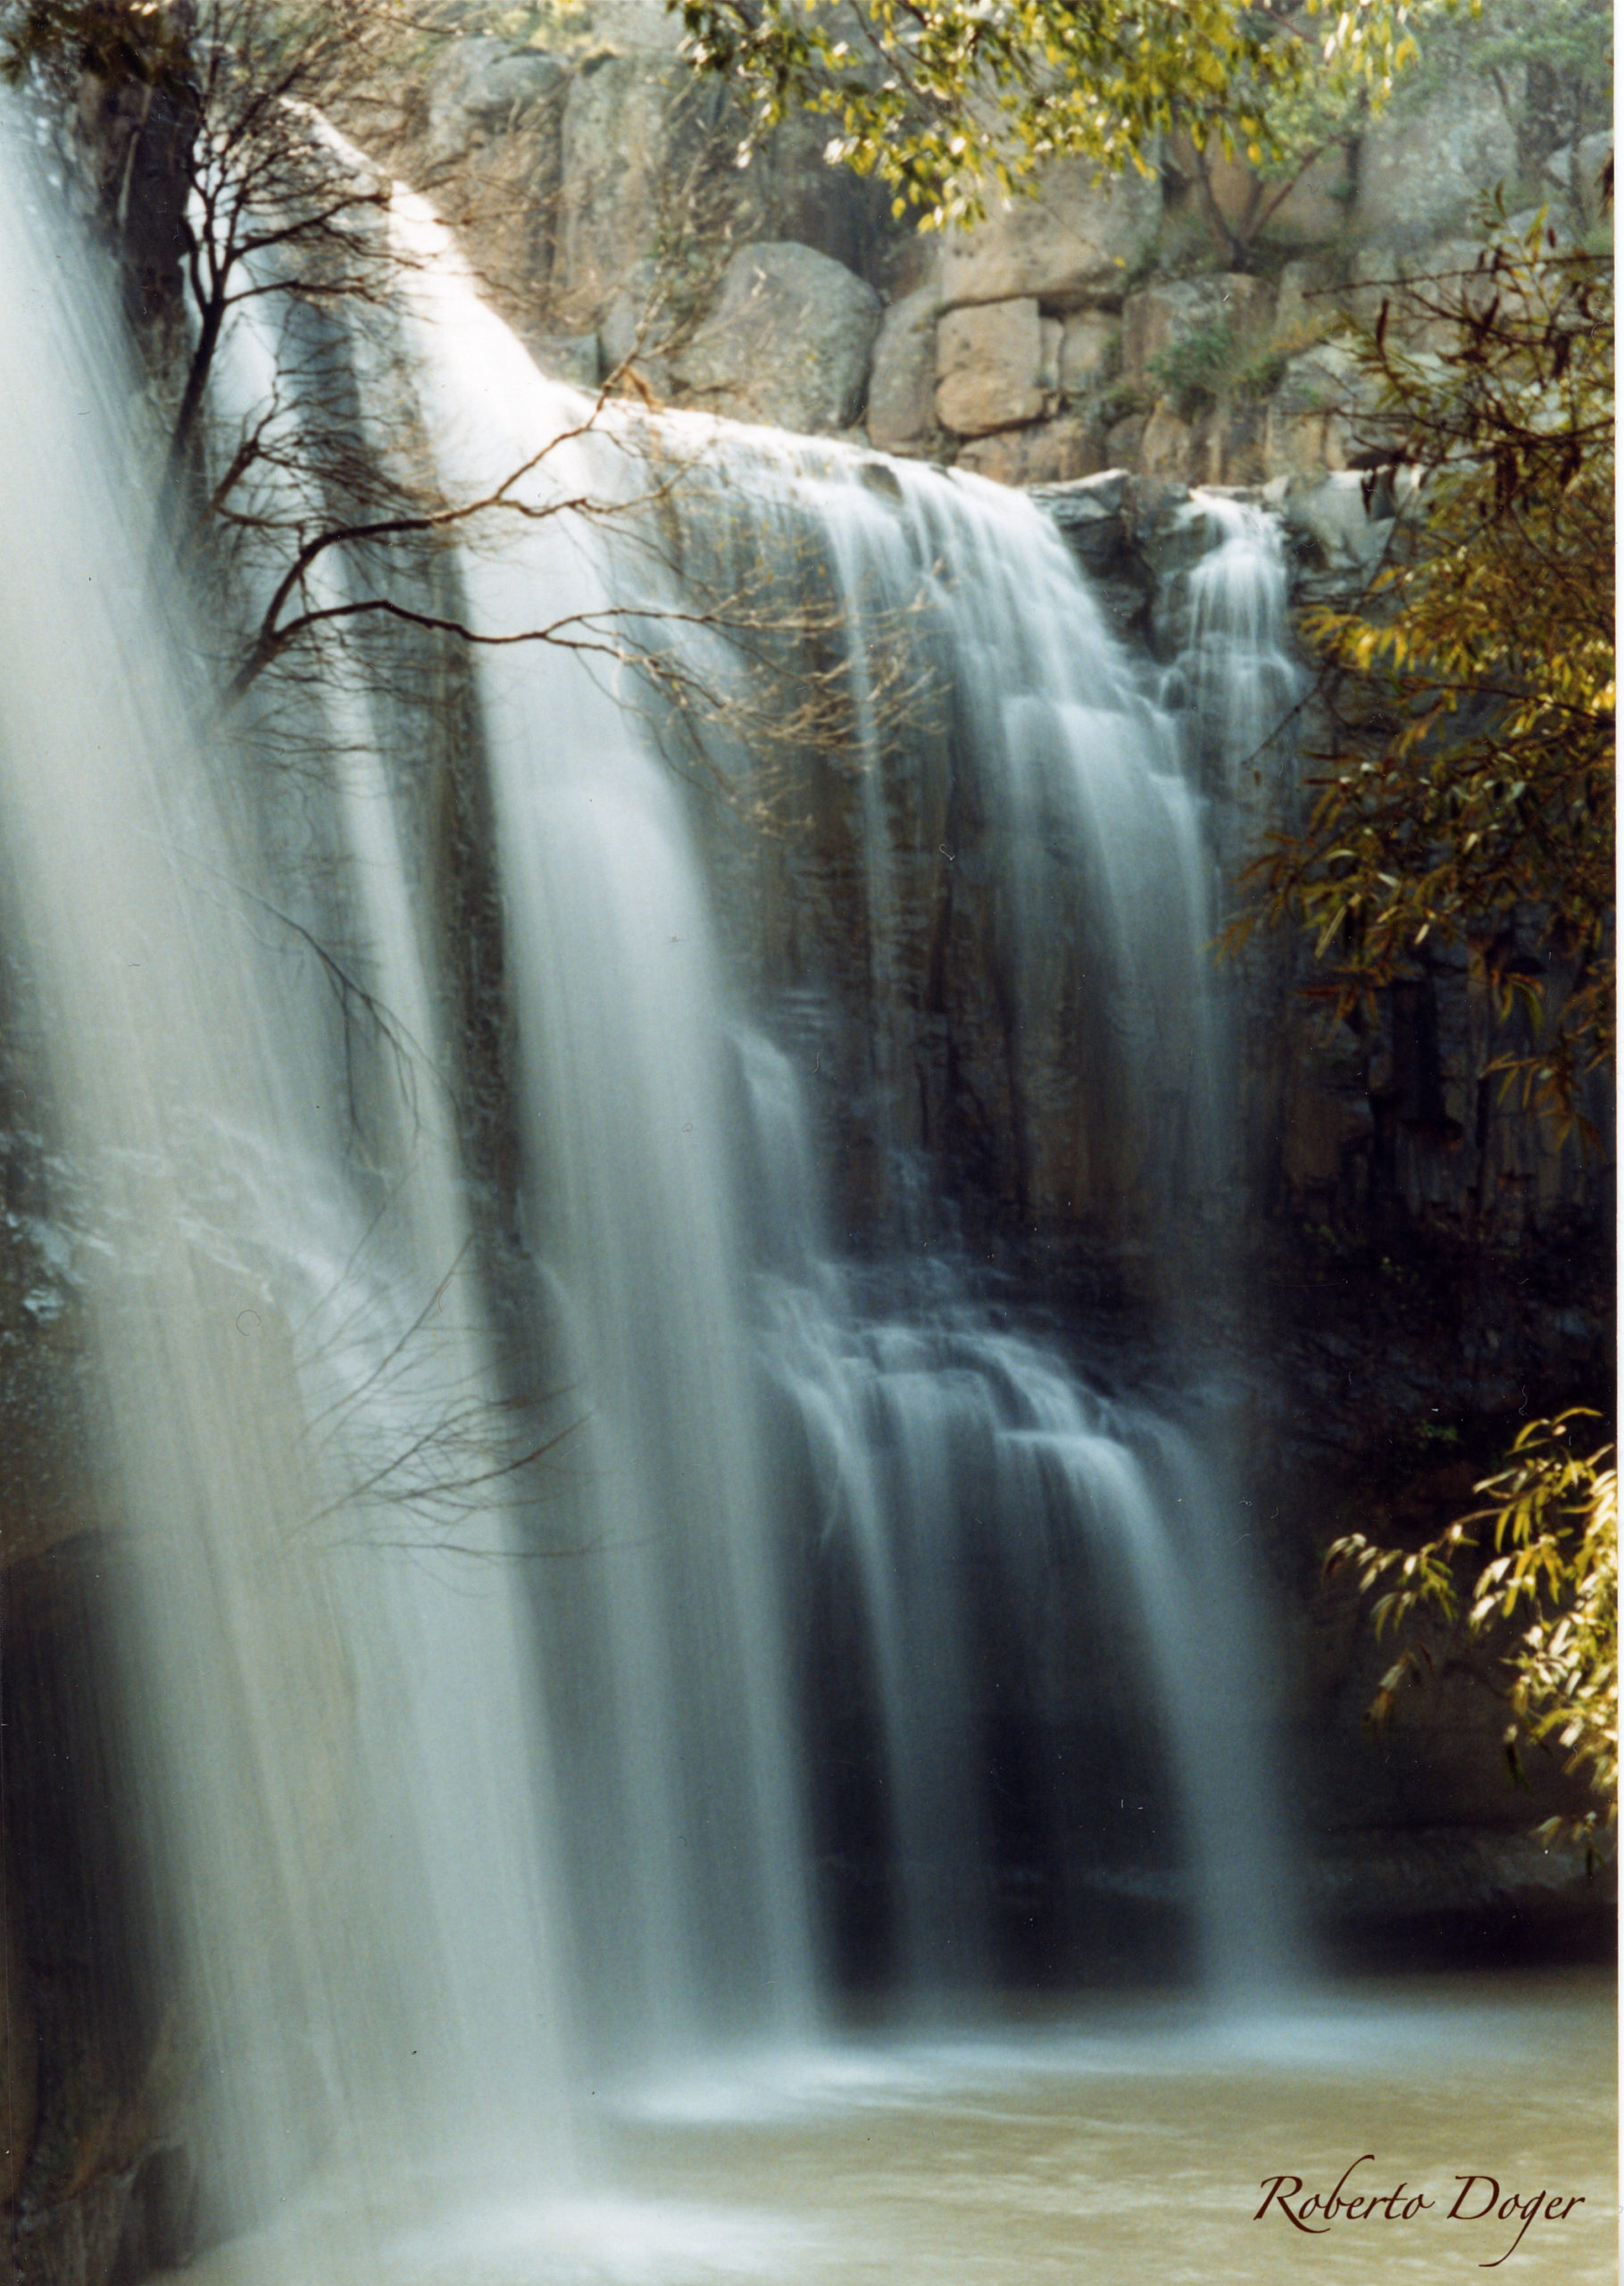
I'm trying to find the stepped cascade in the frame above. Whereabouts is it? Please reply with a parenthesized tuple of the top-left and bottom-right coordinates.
(1, 121, 1392, 2284)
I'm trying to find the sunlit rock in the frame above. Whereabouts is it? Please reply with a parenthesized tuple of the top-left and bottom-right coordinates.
(1262, 339, 1372, 479)
(955, 413, 1104, 485)
(1120, 274, 1272, 396)
(864, 280, 944, 454)
(1057, 309, 1120, 400)
(419, 38, 566, 166)
(553, 54, 716, 329)
(938, 157, 1162, 312)
(935, 297, 1045, 435)
(1353, 74, 1520, 248)
(673, 241, 882, 430)
(1164, 134, 1354, 249)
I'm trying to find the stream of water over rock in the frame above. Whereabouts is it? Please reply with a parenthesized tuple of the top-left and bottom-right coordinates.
(2, 126, 1612, 2286)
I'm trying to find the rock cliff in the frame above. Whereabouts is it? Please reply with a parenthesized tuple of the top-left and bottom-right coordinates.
(377, 2, 1610, 496)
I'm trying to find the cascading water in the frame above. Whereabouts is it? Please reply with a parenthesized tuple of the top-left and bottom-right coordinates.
(625, 439, 1237, 1257)
(367, 207, 1298, 2016)
(1175, 492, 1303, 787)
(0, 124, 572, 2253)
(4, 112, 1312, 2282)
(576, 432, 1294, 2003)
(378, 196, 822, 2058)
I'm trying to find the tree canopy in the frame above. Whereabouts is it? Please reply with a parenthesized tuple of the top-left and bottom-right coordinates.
(1271, 219, 1613, 1840)
(1328, 1417, 1617, 1854)
(1235, 221, 1614, 1134)
(674, 0, 1442, 224)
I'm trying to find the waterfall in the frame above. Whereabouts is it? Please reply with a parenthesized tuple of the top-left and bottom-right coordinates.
(617, 438, 1235, 1254)
(3, 115, 1303, 2273)
(375, 205, 1296, 2013)
(1165, 489, 1303, 826)
(0, 125, 572, 2243)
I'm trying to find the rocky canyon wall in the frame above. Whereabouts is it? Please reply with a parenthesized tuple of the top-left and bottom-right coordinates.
(375, 2, 1611, 492)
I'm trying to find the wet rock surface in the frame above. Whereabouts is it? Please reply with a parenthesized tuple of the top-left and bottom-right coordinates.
(1, 1538, 199, 2286)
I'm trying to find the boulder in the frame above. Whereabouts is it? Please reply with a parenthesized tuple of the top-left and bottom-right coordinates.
(865, 282, 944, 453)
(935, 298, 1045, 436)
(1353, 76, 1520, 248)
(1275, 149, 1356, 246)
(391, 40, 568, 323)
(1170, 139, 1353, 251)
(597, 267, 679, 393)
(1038, 315, 1063, 398)
(954, 414, 1105, 487)
(1545, 129, 1613, 224)
(530, 330, 602, 388)
(597, 265, 659, 370)
(552, 55, 899, 339)
(1026, 468, 1132, 572)
(744, 109, 900, 284)
(1105, 411, 1148, 468)
(587, 0, 685, 49)
(673, 242, 882, 431)
(1267, 469, 1394, 572)
(1196, 400, 1268, 488)
(420, 39, 566, 166)
(1138, 400, 1195, 483)
(1346, 238, 1487, 338)
(939, 158, 1161, 312)
(1263, 340, 1374, 479)
(1271, 255, 1339, 348)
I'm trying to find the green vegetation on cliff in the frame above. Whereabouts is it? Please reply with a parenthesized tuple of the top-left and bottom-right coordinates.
(1329, 1417, 1617, 1852)
(1245, 223, 1614, 1130)
(1264, 222, 1614, 1836)
(673, 0, 1440, 225)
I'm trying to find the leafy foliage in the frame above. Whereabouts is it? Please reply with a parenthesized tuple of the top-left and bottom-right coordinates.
(1232, 219, 1614, 1132)
(1327, 1414, 1618, 1856)
(1150, 321, 1240, 421)
(1247, 218, 1613, 1859)
(672, 0, 1441, 227)
(1167, 27, 1374, 265)
(1149, 316, 1294, 420)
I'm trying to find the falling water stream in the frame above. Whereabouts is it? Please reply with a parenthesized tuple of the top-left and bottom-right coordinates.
(0, 125, 575, 2238)
(0, 122, 1613, 2286)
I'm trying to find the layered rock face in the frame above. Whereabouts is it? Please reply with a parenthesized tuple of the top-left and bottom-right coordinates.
(379, 27, 905, 418)
(387, 13, 1610, 496)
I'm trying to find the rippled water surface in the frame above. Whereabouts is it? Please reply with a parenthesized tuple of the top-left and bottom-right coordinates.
(162, 1971, 1615, 2286)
